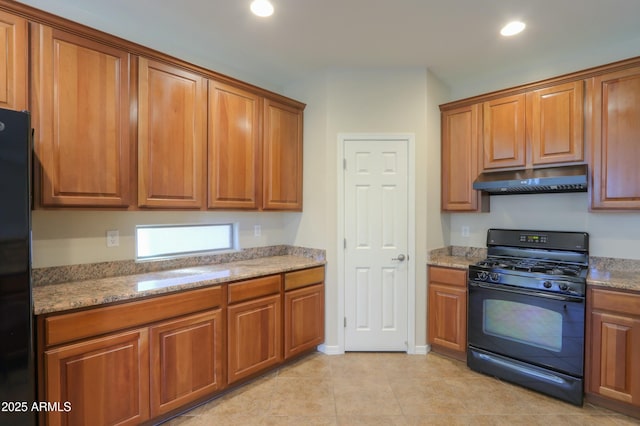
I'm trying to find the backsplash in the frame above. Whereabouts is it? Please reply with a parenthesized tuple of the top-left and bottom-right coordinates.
(429, 246, 487, 259)
(33, 245, 325, 286)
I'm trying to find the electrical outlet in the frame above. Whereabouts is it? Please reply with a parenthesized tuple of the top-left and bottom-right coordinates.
(254, 225, 261, 237)
(106, 230, 119, 247)
(461, 226, 470, 237)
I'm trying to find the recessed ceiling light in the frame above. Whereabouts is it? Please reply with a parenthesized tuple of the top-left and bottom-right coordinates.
(500, 21, 526, 36)
(250, 0, 274, 17)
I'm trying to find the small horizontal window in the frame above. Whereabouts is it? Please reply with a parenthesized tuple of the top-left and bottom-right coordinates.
(136, 223, 237, 261)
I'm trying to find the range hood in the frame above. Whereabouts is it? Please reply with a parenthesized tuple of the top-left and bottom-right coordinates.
(473, 164, 588, 195)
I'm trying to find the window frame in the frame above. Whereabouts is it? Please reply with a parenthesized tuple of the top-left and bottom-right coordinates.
(135, 222, 238, 261)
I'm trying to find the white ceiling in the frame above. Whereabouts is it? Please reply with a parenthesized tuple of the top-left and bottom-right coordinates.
(15, 0, 640, 96)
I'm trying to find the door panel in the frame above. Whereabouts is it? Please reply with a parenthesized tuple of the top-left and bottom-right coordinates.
(344, 138, 409, 351)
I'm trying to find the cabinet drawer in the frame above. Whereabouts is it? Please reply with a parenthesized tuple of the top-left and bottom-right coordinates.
(428, 266, 467, 287)
(44, 286, 222, 347)
(591, 288, 640, 316)
(284, 266, 325, 291)
(228, 275, 281, 304)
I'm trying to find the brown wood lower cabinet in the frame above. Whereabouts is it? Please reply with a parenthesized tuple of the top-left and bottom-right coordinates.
(284, 267, 325, 360)
(44, 328, 150, 426)
(150, 309, 224, 417)
(427, 265, 467, 361)
(586, 287, 640, 417)
(284, 284, 324, 360)
(38, 267, 325, 425)
(227, 293, 282, 385)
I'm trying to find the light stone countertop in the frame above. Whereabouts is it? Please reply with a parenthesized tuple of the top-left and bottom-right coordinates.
(428, 251, 640, 293)
(426, 255, 483, 270)
(33, 255, 325, 315)
(586, 268, 640, 292)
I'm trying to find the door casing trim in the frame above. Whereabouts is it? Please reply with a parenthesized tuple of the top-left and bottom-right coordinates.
(336, 133, 417, 354)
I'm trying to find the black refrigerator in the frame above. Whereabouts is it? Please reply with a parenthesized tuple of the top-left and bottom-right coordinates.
(0, 107, 36, 425)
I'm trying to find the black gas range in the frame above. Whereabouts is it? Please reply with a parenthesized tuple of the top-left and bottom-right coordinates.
(467, 229, 589, 406)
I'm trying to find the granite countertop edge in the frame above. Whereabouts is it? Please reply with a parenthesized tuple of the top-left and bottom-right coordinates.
(427, 250, 640, 293)
(33, 255, 325, 316)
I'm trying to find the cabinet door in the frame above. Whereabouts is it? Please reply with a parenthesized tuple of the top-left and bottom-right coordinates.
(138, 58, 206, 208)
(441, 104, 488, 212)
(284, 283, 324, 360)
(227, 294, 282, 384)
(528, 81, 584, 165)
(262, 98, 303, 210)
(427, 266, 467, 359)
(150, 309, 224, 416)
(31, 25, 132, 207)
(589, 311, 640, 405)
(208, 81, 261, 209)
(428, 283, 467, 353)
(44, 329, 149, 426)
(0, 10, 27, 111)
(482, 94, 526, 170)
(590, 67, 640, 209)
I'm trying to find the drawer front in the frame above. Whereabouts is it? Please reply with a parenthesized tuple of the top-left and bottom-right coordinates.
(45, 286, 222, 347)
(428, 266, 467, 287)
(591, 288, 640, 316)
(228, 275, 281, 304)
(284, 266, 325, 291)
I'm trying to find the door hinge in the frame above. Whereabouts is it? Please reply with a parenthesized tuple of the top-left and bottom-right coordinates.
(343, 158, 347, 170)
(344, 238, 347, 249)
(344, 317, 347, 328)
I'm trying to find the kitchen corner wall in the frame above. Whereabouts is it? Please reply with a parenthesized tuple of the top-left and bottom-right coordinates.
(284, 67, 449, 352)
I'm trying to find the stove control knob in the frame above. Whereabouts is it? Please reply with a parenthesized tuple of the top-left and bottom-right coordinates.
(543, 281, 552, 289)
(559, 283, 569, 291)
(477, 271, 489, 281)
(489, 273, 500, 282)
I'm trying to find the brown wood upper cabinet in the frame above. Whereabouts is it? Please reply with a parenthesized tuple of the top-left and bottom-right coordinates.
(262, 98, 303, 211)
(482, 81, 584, 170)
(31, 24, 133, 207)
(208, 81, 261, 209)
(441, 103, 488, 212)
(0, 10, 27, 111)
(138, 58, 207, 208)
(589, 67, 640, 210)
(483, 93, 527, 169)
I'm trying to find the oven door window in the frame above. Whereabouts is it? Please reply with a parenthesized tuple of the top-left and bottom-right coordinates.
(484, 299, 562, 352)
(468, 284, 584, 377)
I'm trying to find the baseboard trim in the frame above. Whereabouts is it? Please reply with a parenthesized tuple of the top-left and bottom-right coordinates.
(317, 344, 343, 355)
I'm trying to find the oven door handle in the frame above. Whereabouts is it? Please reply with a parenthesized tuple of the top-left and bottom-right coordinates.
(469, 281, 584, 303)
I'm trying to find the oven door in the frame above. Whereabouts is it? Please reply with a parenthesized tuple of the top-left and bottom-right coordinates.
(467, 281, 585, 377)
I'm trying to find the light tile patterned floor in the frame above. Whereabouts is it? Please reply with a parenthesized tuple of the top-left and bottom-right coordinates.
(163, 352, 640, 425)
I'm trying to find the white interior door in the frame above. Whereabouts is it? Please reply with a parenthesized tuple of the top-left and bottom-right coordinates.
(344, 138, 409, 351)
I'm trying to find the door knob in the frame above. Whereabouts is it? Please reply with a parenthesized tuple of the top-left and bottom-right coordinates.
(392, 254, 406, 261)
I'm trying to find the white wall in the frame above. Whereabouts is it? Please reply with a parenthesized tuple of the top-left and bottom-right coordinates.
(286, 67, 445, 351)
(449, 193, 640, 259)
(32, 210, 291, 268)
(450, 34, 640, 100)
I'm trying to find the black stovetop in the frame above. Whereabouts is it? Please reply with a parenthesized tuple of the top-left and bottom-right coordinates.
(468, 229, 589, 296)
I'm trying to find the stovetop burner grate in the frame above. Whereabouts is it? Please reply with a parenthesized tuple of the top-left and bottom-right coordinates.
(475, 256, 587, 278)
